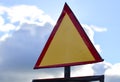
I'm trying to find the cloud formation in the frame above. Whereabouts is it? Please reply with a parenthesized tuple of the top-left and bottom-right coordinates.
(0, 4, 119, 82)
(0, 5, 54, 82)
(0, 5, 55, 41)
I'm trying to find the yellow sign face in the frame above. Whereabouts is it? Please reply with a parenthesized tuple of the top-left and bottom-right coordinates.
(34, 3, 103, 69)
(40, 14, 95, 66)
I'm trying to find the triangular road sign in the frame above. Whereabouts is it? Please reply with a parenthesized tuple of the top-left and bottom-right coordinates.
(34, 3, 103, 69)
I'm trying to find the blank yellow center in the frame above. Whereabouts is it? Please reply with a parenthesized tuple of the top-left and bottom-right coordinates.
(40, 14, 95, 66)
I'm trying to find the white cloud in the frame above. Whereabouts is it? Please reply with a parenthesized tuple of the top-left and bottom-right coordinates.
(71, 64, 94, 77)
(92, 61, 112, 75)
(91, 25, 107, 32)
(71, 61, 112, 77)
(0, 22, 53, 82)
(71, 62, 120, 82)
(0, 5, 55, 41)
(0, 6, 8, 14)
(0, 5, 55, 82)
(82, 24, 94, 43)
(0, 16, 4, 25)
(94, 44, 102, 54)
(0, 33, 11, 41)
(0, 23, 16, 32)
(6, 5, 55, 26)
(0, 8, 16, 33)
(104, 63, 120, 82)
(105, 63, 120, 76)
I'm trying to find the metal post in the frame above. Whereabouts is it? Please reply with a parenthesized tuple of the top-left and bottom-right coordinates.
(64, 66, 70, 78)
(100, 75, 104, 82)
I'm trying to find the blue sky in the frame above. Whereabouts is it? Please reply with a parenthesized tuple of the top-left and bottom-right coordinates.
(0, 0, 120, 82)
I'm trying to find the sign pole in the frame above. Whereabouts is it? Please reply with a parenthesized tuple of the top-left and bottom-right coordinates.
(64, 66, 70, 78)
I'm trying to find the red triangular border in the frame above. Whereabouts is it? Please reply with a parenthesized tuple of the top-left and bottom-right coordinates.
(34, 3, 103, 69)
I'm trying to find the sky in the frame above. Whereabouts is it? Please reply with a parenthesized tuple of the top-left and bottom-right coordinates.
(0, 0, 120, 82)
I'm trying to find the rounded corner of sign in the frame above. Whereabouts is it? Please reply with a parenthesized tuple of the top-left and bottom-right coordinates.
(101, 59, 104, 62)
(33, 67, 36, 69)
(96, 59, 104, 63)
(33, 66, 39, 69)
(99, 58, 104, 61)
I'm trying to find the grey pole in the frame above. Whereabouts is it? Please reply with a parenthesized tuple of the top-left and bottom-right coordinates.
(64, 66, 70, 78)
